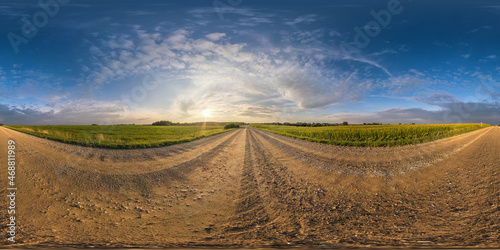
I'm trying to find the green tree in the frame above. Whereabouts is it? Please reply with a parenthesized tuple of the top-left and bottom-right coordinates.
(152, 120, 174, 126)
(224, 123, 240, 129)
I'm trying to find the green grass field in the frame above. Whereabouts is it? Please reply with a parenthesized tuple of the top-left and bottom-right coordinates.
(251, 123, 489, 147)
(5, 125, 235, 149)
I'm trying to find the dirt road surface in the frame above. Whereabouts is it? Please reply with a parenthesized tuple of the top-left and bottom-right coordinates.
(0, 126, 499, 248)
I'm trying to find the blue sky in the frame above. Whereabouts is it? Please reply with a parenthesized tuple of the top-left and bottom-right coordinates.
(1, 0, 499, 125)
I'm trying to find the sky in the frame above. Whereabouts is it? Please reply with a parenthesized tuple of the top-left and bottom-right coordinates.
(0, 0, 499, 125)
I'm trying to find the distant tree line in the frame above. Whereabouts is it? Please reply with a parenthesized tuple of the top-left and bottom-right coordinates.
(152, 120, 176, 126)
(152, 121, 246, 126)
(258, 122, 390, 127)
(264, 122, 351, 127)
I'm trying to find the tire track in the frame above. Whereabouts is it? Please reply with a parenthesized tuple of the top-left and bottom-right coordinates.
(219, 128, 338, 244)
(47, 129, 245, 192)
(218, 128, 275, 241)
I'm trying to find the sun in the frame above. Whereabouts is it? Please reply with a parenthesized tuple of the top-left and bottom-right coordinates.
(202, 109, 211, 118)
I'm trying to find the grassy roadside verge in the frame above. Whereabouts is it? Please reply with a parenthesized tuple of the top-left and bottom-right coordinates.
(4, 125, 238, 149)
(251, 124, 490, 147)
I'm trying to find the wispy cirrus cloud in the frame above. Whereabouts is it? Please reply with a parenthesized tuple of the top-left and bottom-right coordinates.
(284, 14, 318, 26)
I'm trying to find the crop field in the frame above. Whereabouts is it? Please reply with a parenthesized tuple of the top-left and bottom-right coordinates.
(251, 123, 490, 146)
(5, 125, 232, 148)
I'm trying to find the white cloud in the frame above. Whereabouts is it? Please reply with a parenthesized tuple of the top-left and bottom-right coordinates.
(344, 56, 392, 77)
(104, 35, 135, 50)
(238, 17, 272, 26)
(125, 11, 156, 16)
(370, 49, 398, 57)
(467, 25, 492, 34)
(187, 7, 255, 20)
(167, 29, 190, 48)
(284, 14, 317, 26)
(89, 46, 104, 56)
(479, 54, 497, 62)
(381, 71, 443, 95)
(0, 100, 125, 125)
(205, 32, 226, 41)
(412, 92, 459, 105)
(329, 30, 342, 37)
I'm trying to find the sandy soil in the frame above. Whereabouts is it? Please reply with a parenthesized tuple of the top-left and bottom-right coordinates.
(0, 126, 499, 248)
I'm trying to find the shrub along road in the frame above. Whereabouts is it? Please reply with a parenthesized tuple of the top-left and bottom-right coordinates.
(0, 126, 499, 247)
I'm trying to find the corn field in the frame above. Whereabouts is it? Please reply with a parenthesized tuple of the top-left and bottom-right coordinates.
(251, 124, 489, 147)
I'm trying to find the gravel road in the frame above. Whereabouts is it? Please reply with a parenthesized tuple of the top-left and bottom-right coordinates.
(0, 126, 498, 247)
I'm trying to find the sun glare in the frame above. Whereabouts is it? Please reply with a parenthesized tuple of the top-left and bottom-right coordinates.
(202, 109, 211, 118)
